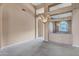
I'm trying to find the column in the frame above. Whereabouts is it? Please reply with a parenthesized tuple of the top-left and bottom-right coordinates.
(43, 22, 49, 41)
(0, 4, 3, 48)
(72, 3, 79, 47)
(43, 4, 49, 41)
(53, 22, 56, 33)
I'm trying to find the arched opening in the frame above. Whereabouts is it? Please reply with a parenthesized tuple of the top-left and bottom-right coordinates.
(59, 21, 68, 32)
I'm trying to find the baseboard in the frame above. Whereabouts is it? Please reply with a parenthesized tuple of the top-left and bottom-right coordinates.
(45, 40, 72, 47)
(1, 39, 34, 50)
(72, 44, 79, 47)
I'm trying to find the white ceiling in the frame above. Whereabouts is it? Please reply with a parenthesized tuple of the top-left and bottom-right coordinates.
(32, 3, 42, 6)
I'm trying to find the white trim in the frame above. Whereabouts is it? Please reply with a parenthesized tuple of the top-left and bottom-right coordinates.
(72, 44, 79, 47)
(1, 39, 35, 50)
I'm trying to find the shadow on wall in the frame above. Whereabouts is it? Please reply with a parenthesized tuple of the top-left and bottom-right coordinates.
(2, 4, 35, 47)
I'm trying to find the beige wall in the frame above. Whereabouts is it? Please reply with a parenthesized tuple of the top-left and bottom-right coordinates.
(1, 4, 35, 47)
(49, 33, 72, 44)
(0, 4, 3, 48)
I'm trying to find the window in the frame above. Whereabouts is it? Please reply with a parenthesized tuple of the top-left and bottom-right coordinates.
(54, 20, 71, 33)
(48, 22, 53, 33)
(36, 8, 44, 15)
(49, 12, 72, 33)
(59, 21, 68, 32)
(51, 12, 72, 19)
(48, 20, 71, 33)
(49, 3, 72, 12)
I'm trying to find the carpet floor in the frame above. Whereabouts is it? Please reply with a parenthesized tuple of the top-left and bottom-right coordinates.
(0, 39, 79, 56)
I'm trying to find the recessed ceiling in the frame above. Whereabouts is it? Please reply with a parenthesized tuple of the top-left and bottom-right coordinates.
(32, 3, 42, 6)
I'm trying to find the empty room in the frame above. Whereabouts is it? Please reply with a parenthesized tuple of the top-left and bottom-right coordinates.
(0, 3, 79, 56)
